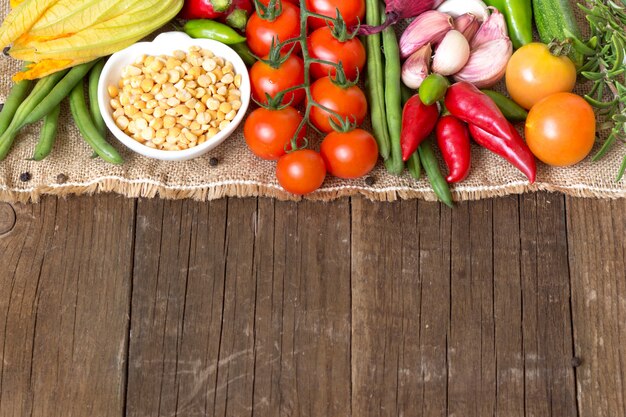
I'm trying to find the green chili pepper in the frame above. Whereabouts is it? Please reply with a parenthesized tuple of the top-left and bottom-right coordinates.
(381, 6, 404, 175)
(184, 19, 247, 45)
(481, 89, 528, 122)
(88, 59, 106, 136)
(419, 74, 450, 106)
(484, 0, 505, 10)
(502, 0, 533, 49)
(419, 139, 454, 208)
(0, 73, 32, 136)
(231, 42, 257, 66)
(32, 104, 61, 161)
(69, 81, 123, 165)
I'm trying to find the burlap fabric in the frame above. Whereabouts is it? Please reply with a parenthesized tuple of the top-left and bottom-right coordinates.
(0, 0, 624, 203)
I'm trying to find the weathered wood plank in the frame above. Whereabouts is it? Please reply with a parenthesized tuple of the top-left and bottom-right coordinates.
(448, 200, 496, 417)
(567, 197, 626, 417)
(520, 193, 576, 417)
(0, 195, 134, 417)
(126, 198, 230, 417)
(351, 198, 452, 417)
(492, 196, 525, 417)
(127, 198, 352, 417)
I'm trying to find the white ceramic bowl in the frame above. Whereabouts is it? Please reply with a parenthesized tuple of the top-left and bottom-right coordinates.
(98, 31, 251, 161)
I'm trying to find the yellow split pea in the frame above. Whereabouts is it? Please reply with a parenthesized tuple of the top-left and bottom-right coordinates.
(109, 46, 243, 151)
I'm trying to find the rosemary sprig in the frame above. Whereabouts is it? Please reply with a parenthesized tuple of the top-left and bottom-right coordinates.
(572, 0, 626, 180)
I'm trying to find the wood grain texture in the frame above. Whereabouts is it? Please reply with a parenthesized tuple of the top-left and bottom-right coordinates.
(0, 195, 134, 417)
(519, 193, 576, 417)
(127, 198, 351, 417)
(566, 197, 626, 417)
(1, 193, 625, 417)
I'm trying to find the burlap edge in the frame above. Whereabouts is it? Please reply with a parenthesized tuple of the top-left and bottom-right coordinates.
(1, 178, 624, 204)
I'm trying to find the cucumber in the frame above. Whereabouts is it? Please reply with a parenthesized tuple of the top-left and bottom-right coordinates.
(532, 0, 583, 66)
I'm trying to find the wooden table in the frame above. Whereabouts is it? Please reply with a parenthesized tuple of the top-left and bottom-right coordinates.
(0, 193, 624, 417)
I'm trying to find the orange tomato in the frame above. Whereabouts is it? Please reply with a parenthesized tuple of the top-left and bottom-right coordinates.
(505, 43, 577, 110)
(525, 93, 596, 167)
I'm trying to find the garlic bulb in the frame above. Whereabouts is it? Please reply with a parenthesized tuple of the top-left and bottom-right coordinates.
(454, 13, 481, 42)
(437, 0, 490, 22)
(454, 38, 513, 87)
(401, 44, 433, 89)
(432, 30, 470, 76)
(471, 8, 509, 48)
(399, 10, 454, 59)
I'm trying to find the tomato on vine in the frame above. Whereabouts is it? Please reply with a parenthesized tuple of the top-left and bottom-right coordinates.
(246, 0, 301, 57)
(309, 76, 368, 133)
(250, 53, 305, 105)
(306, 0, 365, 29)
(276, 150, 327, 195)
(308, 24, 366, 81)
(320, 129, 378, 179)
(244, 106, 306, 160)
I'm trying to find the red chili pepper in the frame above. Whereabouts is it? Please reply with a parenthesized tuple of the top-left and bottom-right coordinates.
(469, 123, 537, 183)
(436, 115, 471, 183)
(401, 94, 440, 161)
(444, 81, 516, 143)
(222, 0, 253, 30)
(179, 0, 232, 20)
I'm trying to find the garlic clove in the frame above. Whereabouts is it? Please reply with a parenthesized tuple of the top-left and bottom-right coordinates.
(454, 38, 513, 88)
(471, 8, 509, 48)
(401, 44, 432, 89)
(399, 10, 454, 59)
(432, 30, 470, 76)
(454, 13, 481, 43)
(437, 0, 490, 22)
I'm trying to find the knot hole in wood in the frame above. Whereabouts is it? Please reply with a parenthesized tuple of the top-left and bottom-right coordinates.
(0, 203, 17, 236)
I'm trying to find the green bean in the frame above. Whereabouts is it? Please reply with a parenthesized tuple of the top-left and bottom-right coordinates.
(363, 0, 390, 160)
(407, 151, 422, 179)
(32, 104, 61, 161)
(0, 73, 32, 136)
(0, 70, 68, 160)
(401, 83, 414, 106)
(419, 139, 454, 208)
(22, 61, 98, 127)
(69, 81, 123, 165)
(381, 6, 404, 175)
(88, 59, 106, 136)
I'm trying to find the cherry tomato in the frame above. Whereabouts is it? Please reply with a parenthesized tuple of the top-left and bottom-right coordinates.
(257, 0, 299, 5)
(505, 43, 577, 110)
(306, 0, 365, 29)
(246, 2, 300, 57)
(308, 26, 366, 81)
(250, 54, 305, 105)
(309, 76, 368, 133)
(525, 93, 596, 167)
(244, 106, 305, 160)
(320, 129, 378, 179)
(276, 150, 327, 195)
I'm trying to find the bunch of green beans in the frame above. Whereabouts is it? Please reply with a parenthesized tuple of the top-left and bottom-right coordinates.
(0, 59, 122, 164)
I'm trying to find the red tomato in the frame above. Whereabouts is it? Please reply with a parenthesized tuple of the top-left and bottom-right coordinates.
(246, 2, 300, 57)
(276, 150, 327, 195)
(250, 54, 305, 105)
(257, 0, 299, 5)
(320, 129, 378, 179)
(306, 0, 365, 29)
(244, 106, 305, 160)
(308, 26, 366, 81)
(309, 77, 368, 133)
